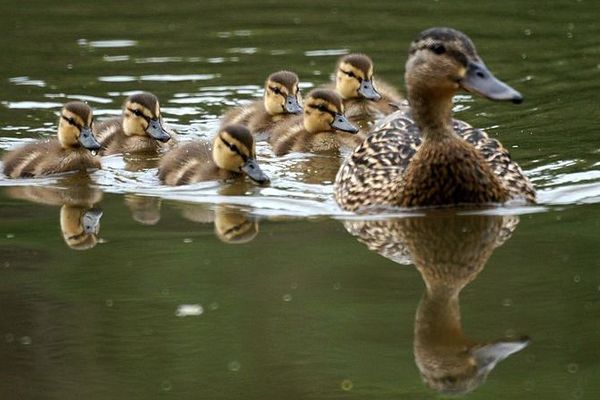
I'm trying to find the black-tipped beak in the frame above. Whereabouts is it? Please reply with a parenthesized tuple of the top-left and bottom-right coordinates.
(460, 61, 523, 104)
(331, 113, 359, 134)
(82, 208, 103, 235)
(284, 95, 302, 114)
(147, 118, 171, 142)
(241, 158, 270, 184)
(358, 79, 382, 101)
(79, 126, 102, 152)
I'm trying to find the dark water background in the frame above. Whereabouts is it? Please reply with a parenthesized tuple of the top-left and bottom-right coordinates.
(0, 0, 599, 399)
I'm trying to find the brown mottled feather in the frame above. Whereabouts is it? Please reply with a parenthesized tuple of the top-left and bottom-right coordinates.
(94, 117, 174, 156)
(158, 141, 238, 186)
(3, 139, 100, 178)
(335, 109, 535, 211)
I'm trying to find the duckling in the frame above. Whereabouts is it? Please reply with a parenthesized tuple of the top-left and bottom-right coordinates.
(94, 92, 173, 155)
(220, 70, 302, 137)
(335, 27, 536, 211)
(2, 101, 101, 178)
(343, 213, 529, 395)
(330, 53, 402, 125)
(158, 124, 269, 186)
(269, 89, 359, 156)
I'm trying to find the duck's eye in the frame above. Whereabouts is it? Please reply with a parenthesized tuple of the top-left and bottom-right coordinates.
(316, 105, 329, 113)
(430, 43, 446, 55)
(341, 69, 359, 80)
(269, 86, 282, 95)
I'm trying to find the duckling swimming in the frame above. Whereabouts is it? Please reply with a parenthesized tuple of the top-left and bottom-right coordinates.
(94, 92, 172, 155)
(158, 124, 269, 186)
(330, 53, 402, 124)
(2, 101, 101, 178)
(220, 70, 302, 137)
(335, 27, 535, 211)
(269, 89, 359, 156)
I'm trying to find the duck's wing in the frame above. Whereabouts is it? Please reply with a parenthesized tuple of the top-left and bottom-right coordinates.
(334, 110, 421, 211)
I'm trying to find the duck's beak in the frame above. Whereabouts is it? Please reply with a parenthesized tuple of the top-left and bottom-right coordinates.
(79, 126, 102, 152)
(331, 113, 359, 134)
(284, 95, 302, 114)
(358, 79, 382, 101)
(460, 61, 523, 104)
(82, 208, 103, 235)
(146, 118, 171, 142)
(241, 158, 270, 184)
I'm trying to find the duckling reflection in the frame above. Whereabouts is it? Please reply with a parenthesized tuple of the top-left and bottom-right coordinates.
(124, 194, 161, 225)
(344, 214, 529, 395)
(179, 204, 258, 244)
(5, 183, 103, 250)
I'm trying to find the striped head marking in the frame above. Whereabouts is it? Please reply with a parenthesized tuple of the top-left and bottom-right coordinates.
(123, 92, 170, 141)
(303, 89, 358, 134)
(58, 101, 101, 151)
(336, 54, 381, 101)
(264, 70, 302, 115)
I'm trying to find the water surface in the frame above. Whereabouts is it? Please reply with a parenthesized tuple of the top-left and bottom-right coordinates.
(0, 0, 599, 399)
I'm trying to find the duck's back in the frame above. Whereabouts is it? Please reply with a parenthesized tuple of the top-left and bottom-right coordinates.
(2, 139, 99, 178)
(335, 109, 535, 210)
(95, 117, 171, 155)
(158, 141, 229, 185)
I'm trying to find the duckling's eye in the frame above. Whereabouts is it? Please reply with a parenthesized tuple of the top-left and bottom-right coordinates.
(269, 86, 283, 95)
(316, 105, 329, 113)
(61, 115, 77, 126)
(430, 43, 446, 55)
(341, 69, 359, 80)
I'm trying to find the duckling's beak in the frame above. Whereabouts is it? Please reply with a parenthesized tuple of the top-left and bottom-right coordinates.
(284, 95, 302, 114)
(146, 118, 171, 142)
(460, 61, 523, 104)
(241, 158, 270, 184)
(358, 79, 382, 101)
(79, 126, 102, 152)
(82, 208, 103, 235)
(331, 113, 359, 134)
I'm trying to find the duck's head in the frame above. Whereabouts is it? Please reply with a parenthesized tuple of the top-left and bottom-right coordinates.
(60, 206, 103, 250)
(58, 101, 101, 153)
(122, 92, 171, 142)
(335, 53, 382, 101)
(405, 27, 522, 103)
(303, 89, 358, 134)
(214, 206, 259, 244)
(264, 70, 302, 115)
(212, 124, 270, 184)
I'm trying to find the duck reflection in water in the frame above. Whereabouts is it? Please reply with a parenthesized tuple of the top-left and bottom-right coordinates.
(179, 204, 258, 244)
(5, 177, 103, 250)
(124, 194, 162, 225)
(344, 213, 529, 395)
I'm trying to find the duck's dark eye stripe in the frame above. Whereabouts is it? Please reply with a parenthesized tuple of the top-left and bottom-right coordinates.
(341, 69, 362, 81)
(220, 135, 248, 162)
(269, 86, 283, 95)
(127, 107, 151, 122)
(429, 43, 446, 55)
(310, 104, 336, 117)
(61, 115, 83, 130)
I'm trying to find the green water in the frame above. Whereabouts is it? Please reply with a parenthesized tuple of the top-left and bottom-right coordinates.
(1, 0, 599, 399)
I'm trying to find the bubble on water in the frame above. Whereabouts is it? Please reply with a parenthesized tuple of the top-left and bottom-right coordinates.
(209, 302, 219, 311)
(6, 234, 14, 239)
(20, 336, 32, 345)
(161, 380, 172, 391)
(333, 282, 341, 290)
(505, 328, 516, 337)
(573, 274, 581, 283)
(341, 379, 353, 391)
(567, 363, 579, 373)
(291, 282, 298, 290)
(5, 333, 14, 343)
(524, 29, 532, 36)
(161, 288, 170, 296)
(282, 294, 292, 302)
(228, 361, 241, 372)
(183, 238, 193, 244)
(567, 32, 573, 39)
(502, 298, 513, 307)
(175, 304, 204, 317)
(105, 299, 113, 307)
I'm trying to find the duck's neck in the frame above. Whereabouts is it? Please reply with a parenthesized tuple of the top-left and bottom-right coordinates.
(408, 88, 454, 140)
